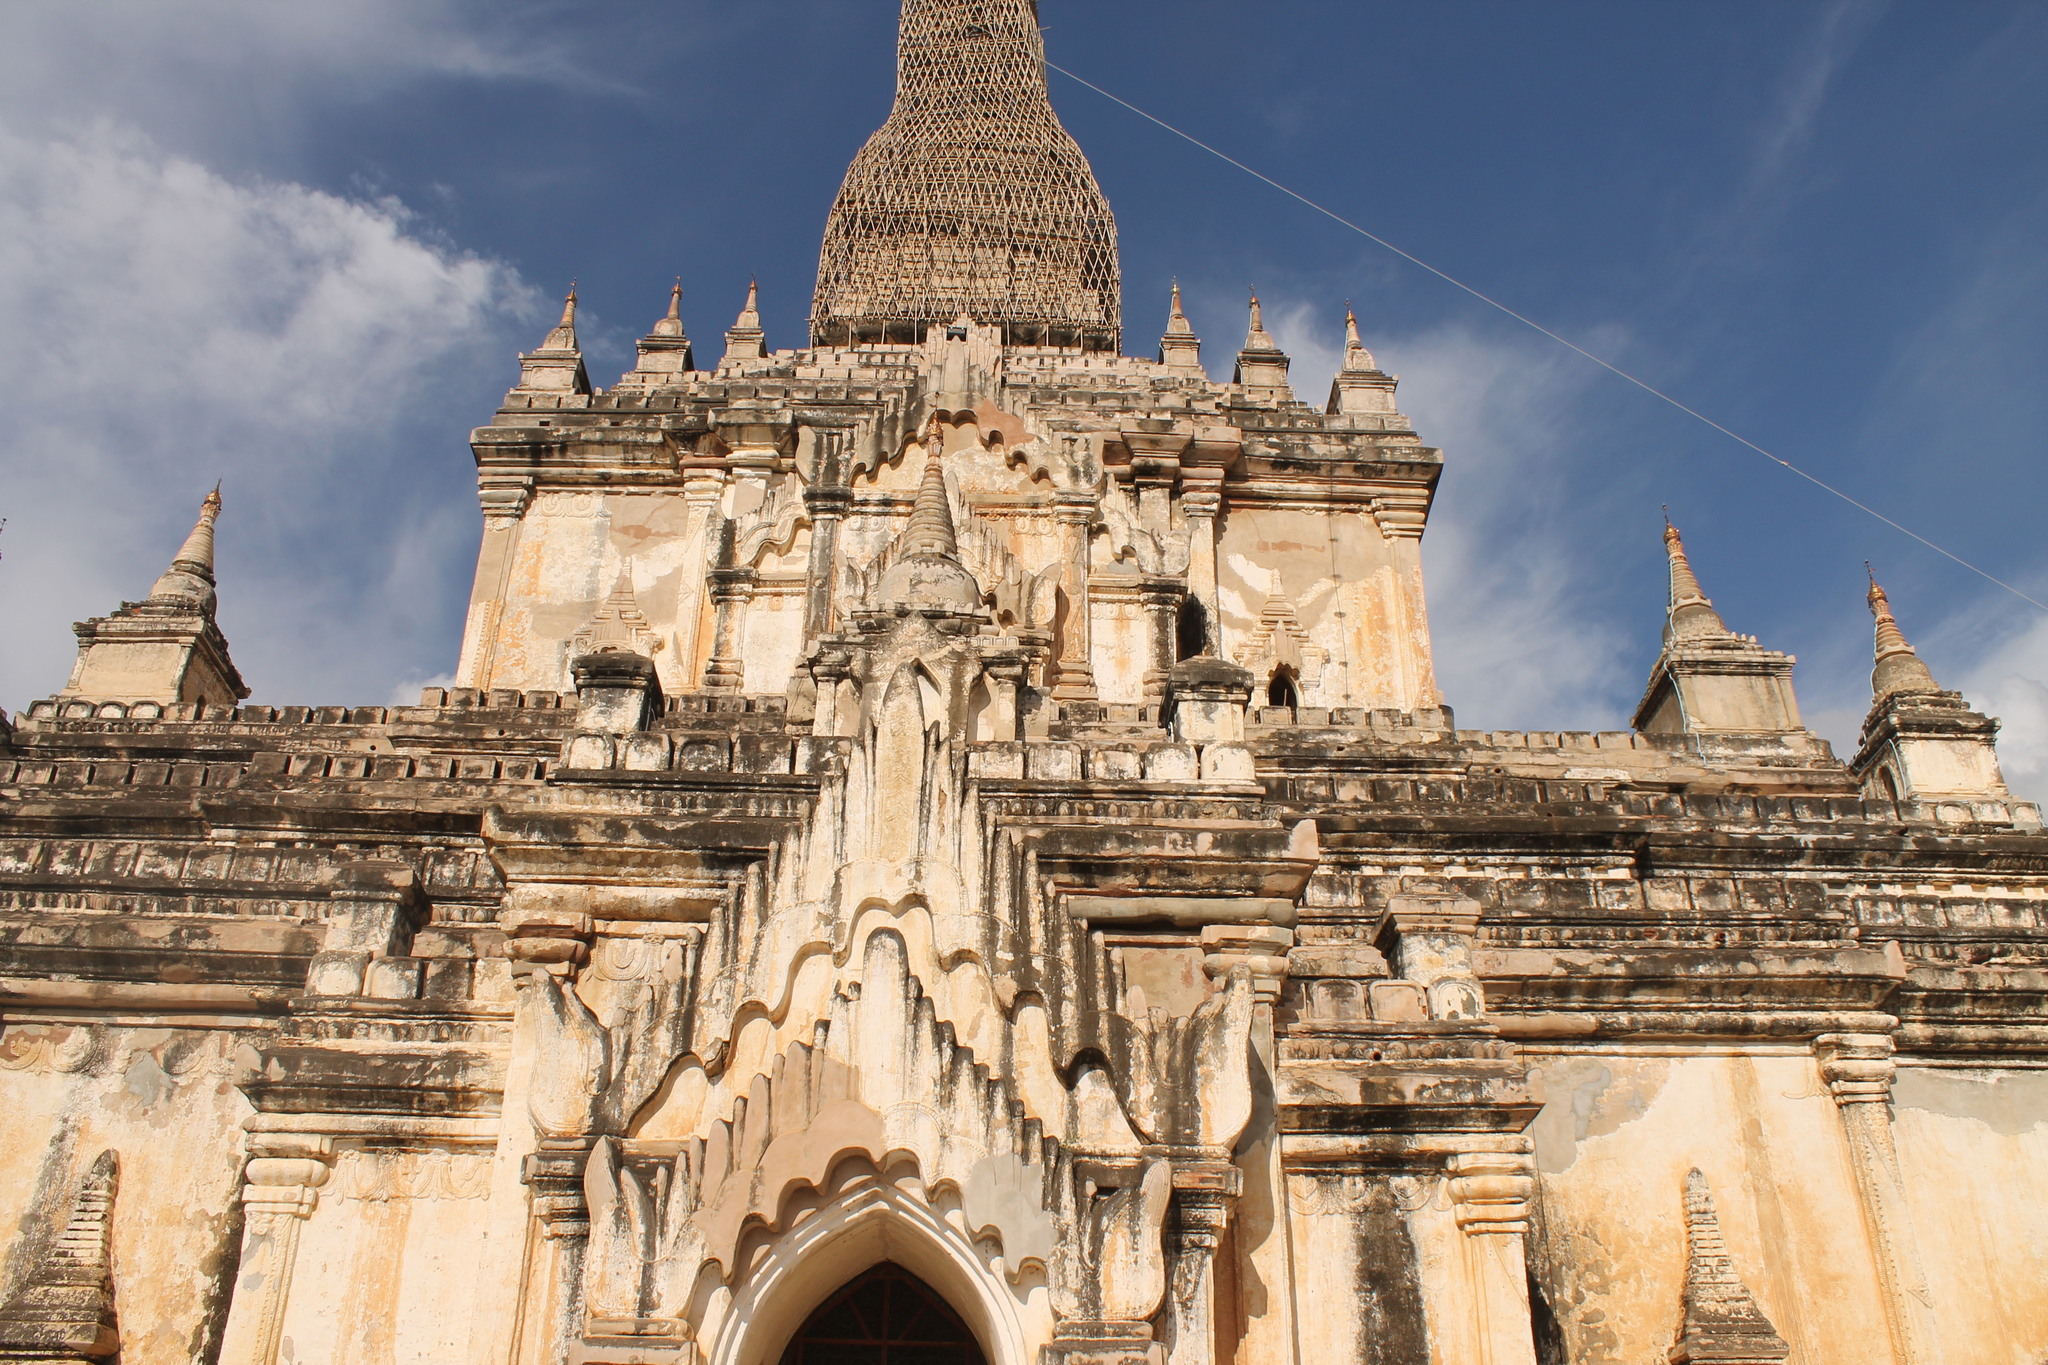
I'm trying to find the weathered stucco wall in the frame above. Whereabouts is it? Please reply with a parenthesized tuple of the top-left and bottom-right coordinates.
(1527, 1049, 1893, 1364)
(1218, 506, 1436, 712)
(1892, 1065, 2048, 1359)
(0, 1025, 252, 1365)
(277, 1149, 497, 1365)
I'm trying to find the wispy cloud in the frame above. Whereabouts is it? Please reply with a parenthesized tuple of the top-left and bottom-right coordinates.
(0, 123, 536, 709)
(1750, 0, 1888, 191)
(1269, 302, 1642, 731)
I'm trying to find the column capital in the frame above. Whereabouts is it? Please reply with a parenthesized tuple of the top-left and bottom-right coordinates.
(1139, 575, 1187, 607)
(708, 565, 758, 601)
(523, 1140, 596, 1241)
(1200, 924, 1294, 1005)
(239, 1143, 334, 1221)
(1369, 491, 1430, 541)
(1815, 1032, 1897, 1106)
(1445, 1147, 1535, 1236)
(803, 485, 853, 519)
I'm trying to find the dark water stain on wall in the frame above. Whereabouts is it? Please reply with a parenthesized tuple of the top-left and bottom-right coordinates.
(1353, 1178, 1431, 1365)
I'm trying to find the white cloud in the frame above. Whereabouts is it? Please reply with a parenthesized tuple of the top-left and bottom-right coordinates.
(0, 1, 616, 154)
(0, 122, 537, 710)
(1268, 303, 1641, 732)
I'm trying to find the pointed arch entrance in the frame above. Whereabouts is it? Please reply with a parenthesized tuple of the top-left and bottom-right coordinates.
(780, 1262, 988, 1365)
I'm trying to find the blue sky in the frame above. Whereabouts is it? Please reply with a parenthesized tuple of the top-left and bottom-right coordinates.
(2, 1, 2045, 792)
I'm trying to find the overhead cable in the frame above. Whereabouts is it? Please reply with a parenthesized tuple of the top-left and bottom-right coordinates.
(1046, 58, 2048, 615)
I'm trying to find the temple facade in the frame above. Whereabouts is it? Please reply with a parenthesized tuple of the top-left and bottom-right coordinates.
(3, 3, 2046, 1364)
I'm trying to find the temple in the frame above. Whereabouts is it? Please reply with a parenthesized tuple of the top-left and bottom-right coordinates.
(2, 4, 2045, 1364)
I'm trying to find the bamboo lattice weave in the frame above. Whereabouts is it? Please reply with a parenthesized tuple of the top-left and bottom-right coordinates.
(812, 0, 1121, 350)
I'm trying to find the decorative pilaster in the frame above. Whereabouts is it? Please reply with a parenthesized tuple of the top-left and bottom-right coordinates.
(1815, 1033, 1941, 1365)
(1180, 478, 1224, 657)
(1199, 925, 1296, 1365)
(517, 1140, 597, 1365)
(216, 1137, 334, 1365)
(1139, 576, 1185, 707)
(1050, 493, 1099, 702)
(800, 430, 855, 648)
(1446, 1144, 1540, 1365)
(455, 473, 535, 689)
(502, 923, 605, 1365)
(702, 519, 756, 694)
(1161, 1172, 1238, 1365)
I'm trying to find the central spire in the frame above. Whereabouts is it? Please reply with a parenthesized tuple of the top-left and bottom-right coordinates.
(811, 0, 1121, 351)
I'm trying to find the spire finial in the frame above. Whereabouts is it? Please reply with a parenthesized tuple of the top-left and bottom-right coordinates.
(900, 419, 960, 560)
(1339, 302, 1377, 373)
(1661, 517, 1731, 643)
(1246, 289, 1273, 349)
(1867, 567, 1940, 698)
(650, 278, 686, 339)
(1165, 280, 1194, 337)
(539, 283, 581, 352)
(147, 486, 224, 608)
(1159, 279, 1204, 374)
(723, 278, 767, 363)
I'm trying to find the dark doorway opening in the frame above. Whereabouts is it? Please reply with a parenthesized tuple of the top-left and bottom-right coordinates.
(1267, 668, 1300, 708)
(779, 1262, 988, 1365)
(1176, 597, 1209, 660)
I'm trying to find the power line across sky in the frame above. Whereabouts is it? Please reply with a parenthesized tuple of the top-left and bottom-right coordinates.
(1045, 57, 2048, 617)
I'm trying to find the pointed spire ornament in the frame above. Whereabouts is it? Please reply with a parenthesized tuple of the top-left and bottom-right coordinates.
(0, 1150, 121, 1360)
(515, 282, 591, 394)
(1866, 569, 1941, 699)
(876, 416, 982, 615)
(1159, 280, 1204, 376)
(1662, 518, 1733, 643)
(1341, 305, 1378, 373)
(571, 568, 662, 658)
(148, 487, 222, 609)
(617, 278, 694, 389)
(1852, 564, 2009, 799)
(1633, 515, 1802, 737)
(1234, 289, 1293, 402)
(654, 278, 685, 338)
(900, 435, 962, 561)
(61, 487, 249, 706)
(1328, 304, 1399, 416)
(1668, 1170, 1789, 1364)
(1244, 290, 1276, 350)
(723, 279, 767, 363)
(543, 284, 579, 349)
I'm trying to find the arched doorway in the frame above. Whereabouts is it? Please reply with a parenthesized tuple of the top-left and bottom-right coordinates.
(779, 1262, 988, 1365)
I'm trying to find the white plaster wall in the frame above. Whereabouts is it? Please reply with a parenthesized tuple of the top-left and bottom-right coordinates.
(1891, 1065, 2048, 1361)
(277, 1148, 496, 1365)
